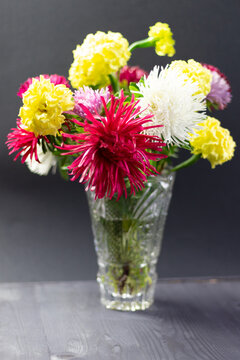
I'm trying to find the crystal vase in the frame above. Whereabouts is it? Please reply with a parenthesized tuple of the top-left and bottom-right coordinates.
(87, 170, 175, 311)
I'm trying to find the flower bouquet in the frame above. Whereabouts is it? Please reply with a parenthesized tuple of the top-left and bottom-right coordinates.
(7, 22, 235, 311)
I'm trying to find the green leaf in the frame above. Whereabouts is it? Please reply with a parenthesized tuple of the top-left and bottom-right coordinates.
(129, 82, 142, 98)
(206, 99, 219, 112)
(41, 139, 47, 154)
(58, 166, 69, 181)
(63, 113, 82, 121)
(129, 82, 139, 92)
(57, 155, 73, 181)
(108, 73, 120, 94)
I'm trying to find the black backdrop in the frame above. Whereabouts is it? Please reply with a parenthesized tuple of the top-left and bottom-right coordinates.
(0, 0, 239, 282)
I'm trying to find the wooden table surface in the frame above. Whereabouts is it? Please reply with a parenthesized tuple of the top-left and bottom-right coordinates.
(0, 278, 240, 360)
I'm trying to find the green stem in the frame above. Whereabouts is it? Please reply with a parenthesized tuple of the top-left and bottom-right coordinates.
(108, 73, 120, 94)
(171, 154, 201, 172)
(128, 37, 156, 52)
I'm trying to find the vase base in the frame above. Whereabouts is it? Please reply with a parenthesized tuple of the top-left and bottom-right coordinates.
(98, 275, 156, 311)
(101, 298, 153, 311)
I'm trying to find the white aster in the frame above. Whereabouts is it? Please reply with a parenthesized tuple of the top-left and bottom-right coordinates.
(137, 65, 206, 145)
(25, 144, 57, 176)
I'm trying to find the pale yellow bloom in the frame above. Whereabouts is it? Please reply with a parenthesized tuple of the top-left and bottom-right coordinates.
(190, 116, 236, 168)
(19, 76, 74, 136)
(69, 31, 131, 88)
(148, 22, 175, 57)
(170, 59, 212, 96)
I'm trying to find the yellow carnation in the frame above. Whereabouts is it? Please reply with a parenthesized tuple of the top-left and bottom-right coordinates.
(170, 59, 212, 96)
(148, 22, 175, 57)
(19, 76, 74, 136)
(190, 116, 236, 168)
(69, 31, 131, 88)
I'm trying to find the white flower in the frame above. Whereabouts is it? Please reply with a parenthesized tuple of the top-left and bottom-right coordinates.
(25, 144, 57, 176)
(137, 65, 206, 145)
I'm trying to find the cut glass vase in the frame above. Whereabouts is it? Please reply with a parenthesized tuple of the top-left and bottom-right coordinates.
(87, 170, 175, 311)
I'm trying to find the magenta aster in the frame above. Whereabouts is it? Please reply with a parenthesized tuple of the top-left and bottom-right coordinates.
(59, 91, 166, 200)
(46, 74, 70, 88)
(73, 86, 110, 119)
(120, 65, 148, 84)
(6, 120, 43, 163)
(202, 64, 232, 110)
(17, 74, 70, 98)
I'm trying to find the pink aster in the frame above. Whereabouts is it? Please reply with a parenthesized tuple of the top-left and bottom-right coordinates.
(73, 86, 110, 119)
(59, 91, 166, 200)
(202, 63, 232, 110)
(17, 74, 70, 98)
(6, 119, 43, 163)
(120, 65, 148, 85)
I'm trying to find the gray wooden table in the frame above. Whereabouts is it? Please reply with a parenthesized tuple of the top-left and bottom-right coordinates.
(0, 278, 240, 360)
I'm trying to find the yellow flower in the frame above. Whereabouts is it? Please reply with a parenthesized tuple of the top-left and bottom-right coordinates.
(170, 59, 212, 96)
(69, 31, 131, 89)
(190, 116, 236, 168)
(19, 76, 74, 136)
(148, 22, 175, 57)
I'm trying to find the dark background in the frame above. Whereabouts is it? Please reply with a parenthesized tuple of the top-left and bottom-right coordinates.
(0, 0, 239, 282)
